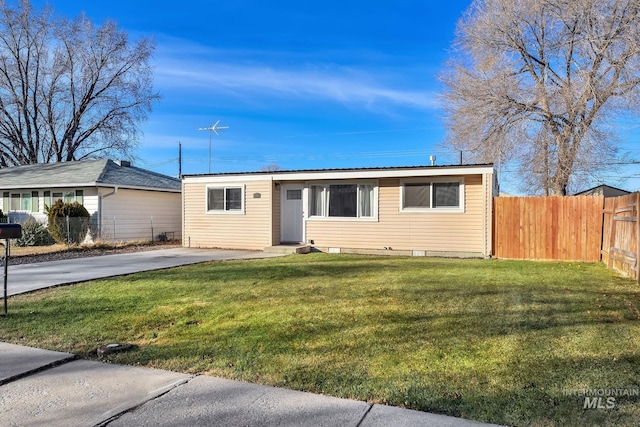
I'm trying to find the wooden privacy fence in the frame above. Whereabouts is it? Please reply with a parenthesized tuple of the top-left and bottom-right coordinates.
(493, 196, 604, 262)
(602, 193, 640, 282)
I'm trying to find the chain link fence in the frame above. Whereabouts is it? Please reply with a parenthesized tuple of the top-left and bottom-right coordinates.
(95, 216, 179, 243)
(49, 216, 91, 244)
(4, 214, 180, 244)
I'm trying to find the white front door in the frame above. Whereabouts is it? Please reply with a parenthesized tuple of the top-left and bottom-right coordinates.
(281, 184, 304, 243)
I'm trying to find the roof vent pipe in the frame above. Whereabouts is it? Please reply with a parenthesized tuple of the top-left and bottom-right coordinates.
(430, 155, 436, 166)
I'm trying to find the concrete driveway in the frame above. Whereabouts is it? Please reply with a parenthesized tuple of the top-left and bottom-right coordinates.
(5, 248, 284, 297)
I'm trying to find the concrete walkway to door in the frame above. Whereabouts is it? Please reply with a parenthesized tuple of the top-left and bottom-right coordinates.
(5, 248, 285, 297)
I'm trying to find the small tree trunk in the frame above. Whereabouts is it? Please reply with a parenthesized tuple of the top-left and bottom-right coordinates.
(550, 176, 568, 196)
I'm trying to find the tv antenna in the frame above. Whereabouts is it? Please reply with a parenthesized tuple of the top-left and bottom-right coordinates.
(198, 120, 229, 174)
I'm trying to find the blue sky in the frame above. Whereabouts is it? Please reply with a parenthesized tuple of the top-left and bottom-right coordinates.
(32, 1, 640, 192)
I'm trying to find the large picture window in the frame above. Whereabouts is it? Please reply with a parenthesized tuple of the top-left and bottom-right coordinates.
(328, 184, 357, 217)
(207, 186, 244, 213)
(401, 181, 462, 211)
(310, 183, 376, 219)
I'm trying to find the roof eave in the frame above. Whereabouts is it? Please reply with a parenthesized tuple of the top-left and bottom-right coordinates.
(0, 182, 99, 190)
(183, 164, 496, 183)
(0, 183, 181, 193)
(96, 184, 181, 193)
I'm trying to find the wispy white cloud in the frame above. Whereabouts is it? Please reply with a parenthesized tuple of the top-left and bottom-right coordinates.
(159, 65, 437, 110)
(152, 37, 439, 112)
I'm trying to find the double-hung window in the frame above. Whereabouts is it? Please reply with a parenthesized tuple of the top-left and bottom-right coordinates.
(8, 193, 34, 212)
(207, 186, 244, 213)
(401, 180, 463, 212)
(309, 183, 376, 220)
(46, 190, 83, 207)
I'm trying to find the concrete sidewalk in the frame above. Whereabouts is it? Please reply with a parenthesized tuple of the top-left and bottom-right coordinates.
(0, 342, 501, 427)
(6, 248, 284, 297)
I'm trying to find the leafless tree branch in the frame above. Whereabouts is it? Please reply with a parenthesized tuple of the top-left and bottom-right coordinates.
(441, 0, 640, 195)
(0, 0, 159, 167)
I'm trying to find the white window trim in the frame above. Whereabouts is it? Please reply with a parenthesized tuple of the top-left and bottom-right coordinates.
(46, 188, 83, 208)
(205, 184, 245, 215)
(400, 178, 465, 213)
(9, 193, 33, 212)
(306, 180, 379, 222)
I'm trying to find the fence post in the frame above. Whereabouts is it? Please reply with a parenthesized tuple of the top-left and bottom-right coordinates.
(607, 198, 616, 269)
(65, 215, 70, 245)
(637, 193, 640, 284)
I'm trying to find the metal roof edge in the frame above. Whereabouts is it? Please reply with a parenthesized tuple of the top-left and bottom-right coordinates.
(183, 165, 496, 184)
(182, 163, 494, 179)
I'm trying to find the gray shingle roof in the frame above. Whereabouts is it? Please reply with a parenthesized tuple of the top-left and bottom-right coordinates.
(0, 160, 181, 191)
(574, 184, 632, 197)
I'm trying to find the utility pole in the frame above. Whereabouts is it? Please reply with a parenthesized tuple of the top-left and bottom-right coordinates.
(178, 141, 182, 179)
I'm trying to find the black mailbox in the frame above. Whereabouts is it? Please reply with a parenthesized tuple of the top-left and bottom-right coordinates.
(0, 223, 22, 239)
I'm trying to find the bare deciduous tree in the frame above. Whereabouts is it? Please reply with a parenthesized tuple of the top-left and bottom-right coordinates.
(441, 0, 640, 195)
(259, 163, 282, 172)
(0, 0, 159, 167)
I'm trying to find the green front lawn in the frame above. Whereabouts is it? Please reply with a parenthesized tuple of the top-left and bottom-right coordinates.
(1, 254, 639, 426)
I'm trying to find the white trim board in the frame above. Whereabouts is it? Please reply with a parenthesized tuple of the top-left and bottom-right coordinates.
(183, 166, 495, 184)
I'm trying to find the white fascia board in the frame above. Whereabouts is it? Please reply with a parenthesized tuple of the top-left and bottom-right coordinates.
(276, 167, 495, 180)
(0, 182, 97, 190)
(0, 182, 180, 193)
(96, 184, 181, 193)
(183, 166, 494, 184)
(184, 175, 274, 184)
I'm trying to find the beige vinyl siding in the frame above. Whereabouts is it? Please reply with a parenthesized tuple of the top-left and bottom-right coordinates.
(272, 183, 281, 244)
(483, 172, 494, 256)
(183, 180, 273, 250)
(101, 188, 181, 242)
(306, 175, 486, 254)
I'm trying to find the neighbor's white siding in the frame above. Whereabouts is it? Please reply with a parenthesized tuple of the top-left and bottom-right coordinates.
(82, 188, 100, 216)
(1, 187, 88, 224)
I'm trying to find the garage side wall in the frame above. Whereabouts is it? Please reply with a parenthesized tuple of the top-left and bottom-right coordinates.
(100, 188, 182, 242)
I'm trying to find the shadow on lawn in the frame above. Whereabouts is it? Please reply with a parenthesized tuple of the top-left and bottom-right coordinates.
(100, 337, 640, 427)
(4, 256, 640, 426)
(393, 356, 640, 427)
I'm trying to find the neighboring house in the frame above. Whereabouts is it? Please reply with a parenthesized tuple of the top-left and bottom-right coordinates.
(0, 159, 182, 242)
(575, 184, 631, 198)
(182, 164, 497, 257)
